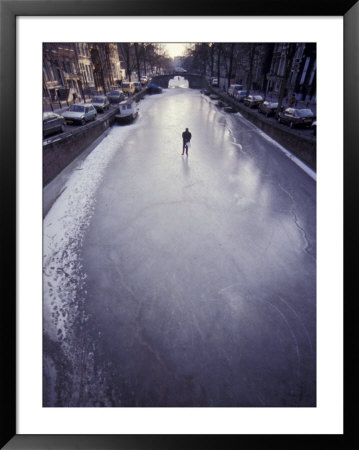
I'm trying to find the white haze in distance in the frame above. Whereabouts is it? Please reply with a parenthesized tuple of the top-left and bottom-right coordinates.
(163, 43, 190, 58)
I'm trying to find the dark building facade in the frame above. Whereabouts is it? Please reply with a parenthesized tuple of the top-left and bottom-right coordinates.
(266, 43, 316, 103)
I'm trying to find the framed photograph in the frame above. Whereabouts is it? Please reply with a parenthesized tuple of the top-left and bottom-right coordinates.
(1, 0, 357, 448)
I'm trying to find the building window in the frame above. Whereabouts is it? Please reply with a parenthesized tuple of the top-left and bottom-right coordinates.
(296, 45, 304, 60)
(300, 57, 310, 85)
(309, 60, 316, 85)
(279, 56, 285, 77)
(86, 65, 92, 82)
(43, 62, 51, 82)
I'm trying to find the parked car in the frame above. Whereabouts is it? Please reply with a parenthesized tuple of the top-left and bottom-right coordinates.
(228, 84, 243, 97)
(62, 103, 97, 125)
(91, 95, 110, 113)
(243, 95, 264, 108)
(278, 108, 315, 128)
(43, 112, 66, 137)
(133, 82, 142, 92)
(211, 77, 219, 87)
(107, 89, 125, 104)
(234, 90, 247, 102)
(121, 82, 136, 96)
(258, 101, 279, 116)
(146, 83, 162, 94)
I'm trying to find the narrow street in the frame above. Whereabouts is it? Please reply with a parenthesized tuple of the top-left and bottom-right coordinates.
(43, 88, 316, 407)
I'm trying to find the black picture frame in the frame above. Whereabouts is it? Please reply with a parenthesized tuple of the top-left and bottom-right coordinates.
(1, 0, 357, 448)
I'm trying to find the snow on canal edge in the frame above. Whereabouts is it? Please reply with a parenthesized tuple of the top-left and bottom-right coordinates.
(43, 96, 157, 346)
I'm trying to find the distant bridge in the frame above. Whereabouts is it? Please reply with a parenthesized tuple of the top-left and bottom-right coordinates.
(150, 72, 207, 89)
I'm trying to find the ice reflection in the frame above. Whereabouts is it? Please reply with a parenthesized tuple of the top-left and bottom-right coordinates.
(237, 159, 261, 192)
(168, 76, 189, 88)
(181, 155, 190, 176)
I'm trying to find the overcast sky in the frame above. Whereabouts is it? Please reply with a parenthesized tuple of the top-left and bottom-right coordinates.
(162, 43, 189, 58)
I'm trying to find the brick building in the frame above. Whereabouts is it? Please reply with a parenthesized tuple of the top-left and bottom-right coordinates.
(43, 42, 124, 104)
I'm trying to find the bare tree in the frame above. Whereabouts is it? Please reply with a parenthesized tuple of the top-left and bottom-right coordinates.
(215, 43, 222, 85)
(183, 43, 210, 75)
(141, 43, 152, 76)
(209, 43, 215, 77)
(276, 43, 297, 116)
(245, 43, 257, 96)
(144, 43, 155, 74)
(221, 43, 236, 89)
(89, 45, 107, 94)
(134, 43, 142, 81)
(117, 43, 136, 81)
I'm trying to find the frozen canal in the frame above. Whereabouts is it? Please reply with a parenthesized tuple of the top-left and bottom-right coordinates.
(43, 88, 316, 407)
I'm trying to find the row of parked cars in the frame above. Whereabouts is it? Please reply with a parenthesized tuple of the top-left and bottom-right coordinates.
(225, 83, 315, 131)
(228, 84, 264, 107)
(43, 102, 99, 137)
(43, 81, 149, 138)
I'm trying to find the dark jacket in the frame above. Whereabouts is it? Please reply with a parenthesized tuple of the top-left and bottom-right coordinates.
(182, 130, 192, 142)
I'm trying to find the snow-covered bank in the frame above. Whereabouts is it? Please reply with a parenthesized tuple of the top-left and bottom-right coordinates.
(43, 95, 158, 343)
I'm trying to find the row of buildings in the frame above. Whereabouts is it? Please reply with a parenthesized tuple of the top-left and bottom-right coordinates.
(266, 43, 316, 103)
(231, 43, 316, 103)
(43, 42, 317, 106)
(186, 43, 316, 104)
(43, 43, 125, 104)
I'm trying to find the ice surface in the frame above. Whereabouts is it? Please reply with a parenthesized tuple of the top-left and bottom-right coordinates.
(43, 89, 316, 407)
(168, 76, 189, 89)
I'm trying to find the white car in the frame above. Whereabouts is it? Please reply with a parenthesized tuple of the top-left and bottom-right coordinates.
(234, 90, 247, 102)
(91, 96, 110, 113)
(228, 84, 243, 97)
(243, 95, 264, 108)
(62, 103, 97, 125)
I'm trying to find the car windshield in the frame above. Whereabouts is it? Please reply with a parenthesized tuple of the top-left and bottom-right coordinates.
(296, 109, 313, 117)
(92, 97, 105, 102)
(122, 83, 130, 88)
(109, 91, 120, 95)
(68, 105, 85, 112)
(269, 103, 278, 108)
(254, 96, 263, 100)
